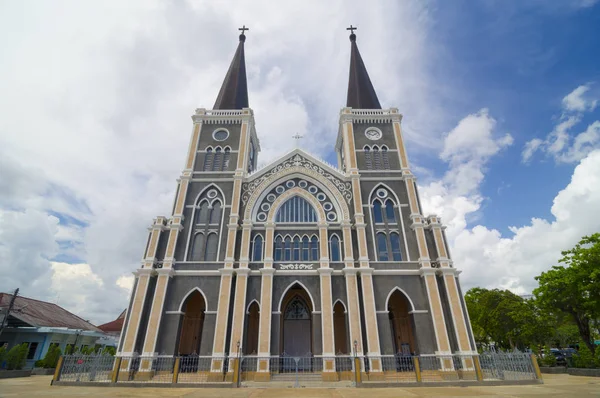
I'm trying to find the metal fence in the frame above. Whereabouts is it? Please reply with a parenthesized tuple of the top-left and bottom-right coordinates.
(54, 352, 541, 387)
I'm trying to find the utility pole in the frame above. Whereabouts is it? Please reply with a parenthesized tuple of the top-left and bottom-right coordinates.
(0, 288, 19, 339)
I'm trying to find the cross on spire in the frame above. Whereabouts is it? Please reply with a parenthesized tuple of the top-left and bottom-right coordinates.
(346, 25, 357, 34)
(239, 25, 249, 35)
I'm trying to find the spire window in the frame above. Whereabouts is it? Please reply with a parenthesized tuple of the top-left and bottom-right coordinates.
(251, 234, 263, 262)
(370, 187, 405, 262)
(329, 234, 341, 262)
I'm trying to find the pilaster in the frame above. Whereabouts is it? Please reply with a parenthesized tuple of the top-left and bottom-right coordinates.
(257, 268, 275, 372)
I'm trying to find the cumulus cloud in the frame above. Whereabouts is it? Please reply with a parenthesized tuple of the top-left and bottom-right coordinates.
(0, 1, 446, 324)
(522, 83, 600, 163)
(420, 109, 513, 238)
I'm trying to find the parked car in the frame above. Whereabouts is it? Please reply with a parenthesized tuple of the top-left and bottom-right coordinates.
(550, 348, 567, 366)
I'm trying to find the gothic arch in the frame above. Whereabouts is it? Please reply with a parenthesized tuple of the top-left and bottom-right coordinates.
(244, 169, 350, 222)
(332, 299, 347, 313)
(384, 287, 416, 313)
(192, 183, 227, 206)
(246, 299, 260, 314)
(368, 182, 401, 205)
(267, 188, 326, 223)
(277, 280, 317, 313)
(178, 287, 210, 312)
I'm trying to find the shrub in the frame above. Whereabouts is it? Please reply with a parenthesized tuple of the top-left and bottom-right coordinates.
(573, 343, 595, 368)
(42, 346, 62, 369)
(102, 346, 116, 356)
(541, 346, 556, 367)
(6, 343, 28, 370)
(595, 345, 600, 367)
(34, 360, 44, 368)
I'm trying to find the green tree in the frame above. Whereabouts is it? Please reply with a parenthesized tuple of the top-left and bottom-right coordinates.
(573, 342, 595, 368)
(465, 287, 549, 349)
(534, 233, 600, 354)
(6, 343, 28, 370)
(41, 345, 62, 368)
(0, 346, 6, 367)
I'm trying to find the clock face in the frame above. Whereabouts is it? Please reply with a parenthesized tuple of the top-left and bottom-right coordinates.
(365, 129, 382, 140)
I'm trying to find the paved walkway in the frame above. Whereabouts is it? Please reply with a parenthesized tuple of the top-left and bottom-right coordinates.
(0, 374, 598, 397)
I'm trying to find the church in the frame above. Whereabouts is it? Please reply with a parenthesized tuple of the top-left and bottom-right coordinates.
(117, 27, 477, 377)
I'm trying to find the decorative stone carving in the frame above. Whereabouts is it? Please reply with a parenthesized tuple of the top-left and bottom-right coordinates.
(242, 154, 352, 222)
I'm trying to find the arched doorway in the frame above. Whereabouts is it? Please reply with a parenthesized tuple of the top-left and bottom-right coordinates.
(388, 290, 416, 355)
(280, 285, 313, 356)
(333, 301, 349, 354)
(178, 290, 206, 355)
(244, 302, 260, 355)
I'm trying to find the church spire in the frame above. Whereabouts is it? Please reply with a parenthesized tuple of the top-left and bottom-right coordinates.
(345, 26, 381, 109)
(213, 26, 249, 110)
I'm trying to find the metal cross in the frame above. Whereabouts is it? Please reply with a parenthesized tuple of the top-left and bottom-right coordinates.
(347, 25, 357, 34)
(292, 133, 304, 147)
(239, 25, 249, 34)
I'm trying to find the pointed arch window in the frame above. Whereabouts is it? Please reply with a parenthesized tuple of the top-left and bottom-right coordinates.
(377, 233, 389, 261)
(284, 236, 292, 261)
(187, 189, 224, 262)
(390, 232, 402, 261)
(203, 148, 213, 171)
(293, 237, 301, 261)
(373, 146, 381, 169)
(213, 148, 222, 171)
(371, 188, 405, 262)
(329, 234, 341, 262)
(384, 199, 396, 223)
(251, 234, 263, 261)
(382, 146, 390, 169)
(275, 196, 317, 223)
(310, 235, 319, 260)
(274, 236, 283, 261)
(301, 236, 310, 261)
(222, 148, 231, 171)
(364, 146, 373, 169)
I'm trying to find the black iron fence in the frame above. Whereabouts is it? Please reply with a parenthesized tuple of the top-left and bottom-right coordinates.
(52, 351, 542, 388)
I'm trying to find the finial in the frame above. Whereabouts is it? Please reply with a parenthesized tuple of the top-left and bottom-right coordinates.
(238, 25, 249, 42)
(347, 25, 357, 42)
(292, 133, 304, 148)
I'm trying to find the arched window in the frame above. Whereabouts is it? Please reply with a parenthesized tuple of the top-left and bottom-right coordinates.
(382, 146, 390, 169)
(373, 146, 381, 169)
(205, 233, 218, 261)
(222, 148, 231, 171)
(274, 236, 283, 261)
(203, 148, 213, 171)
(190, 233, 205, 261)
(212, 147, 222, 171)
(187, 189, 225, 262)
(371, 188, 405, 262)
(301, 236, 310, 261)
(196, 201, 209, 224)
(390, 232, 402, 261)
(284, 236, 292, 261)
(276, 196, 317, 223)
(248, 144, 255, 173)
(329, 234, 341, 262)
(373, 200, 383, 223)
(384, 199, 396, 223)
(310, 236, 319, 261)
(293, 236, 301, 261)
(364, 146, 372, 170)
(209, 201, 221, 224)
(377, 233, 389, 261)
(251, 234, 263, 261)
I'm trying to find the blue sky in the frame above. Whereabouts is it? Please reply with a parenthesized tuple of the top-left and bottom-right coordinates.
(1, 1, 599, 324)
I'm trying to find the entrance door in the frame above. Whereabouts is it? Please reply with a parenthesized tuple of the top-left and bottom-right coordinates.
(178, 290, 205, 355)
(282, 295, 311, 356)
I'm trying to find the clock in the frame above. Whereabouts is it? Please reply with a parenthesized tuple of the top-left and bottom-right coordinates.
(365, 128, 382, 140)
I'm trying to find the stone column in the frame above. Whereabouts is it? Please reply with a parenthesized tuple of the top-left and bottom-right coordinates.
(119, 216, 166, 372)
(341, 223, 363, 358)
(428, 216, 476, 363)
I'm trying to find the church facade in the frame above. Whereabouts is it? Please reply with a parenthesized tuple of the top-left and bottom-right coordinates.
(117, 29, 476, 374)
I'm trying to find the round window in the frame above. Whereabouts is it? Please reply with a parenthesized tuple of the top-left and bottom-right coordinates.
(275, 185, 285, 194)
(257, 212, 267, 222)
(323, 202, 333, 211)
(261, 203, 271, 211)
(213, 129, 229, 141)
(327, 212, 337, 221)
(316, 192, 326, 201)
(207, 189, 217, 198)
(376, 188, 388, 198)
(267, 193, 277, 202)
(308, 185, 318, 194)
(285, 180, 296, 188)
(298, 180, 308, 188)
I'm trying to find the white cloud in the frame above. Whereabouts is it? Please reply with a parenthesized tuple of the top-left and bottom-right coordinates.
(522, 83, 600, 163)
(0, 1, 446, 324)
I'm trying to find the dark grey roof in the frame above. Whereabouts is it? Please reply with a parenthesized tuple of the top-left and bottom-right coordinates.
(346, 34, 381, 109)
(0, 292, 102, 332)
(213, 34, 249, 110)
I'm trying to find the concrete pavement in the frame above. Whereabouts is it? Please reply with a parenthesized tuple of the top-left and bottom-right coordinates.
(0, 374, 598, 397)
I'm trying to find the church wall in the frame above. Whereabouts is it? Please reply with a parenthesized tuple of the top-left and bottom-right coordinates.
(118, 277, 138, 352)
(331, 275, 347, 307)
(372, 275, 437, 354)
(246, 276, 262, 308)
(425, 229, 439, 261)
